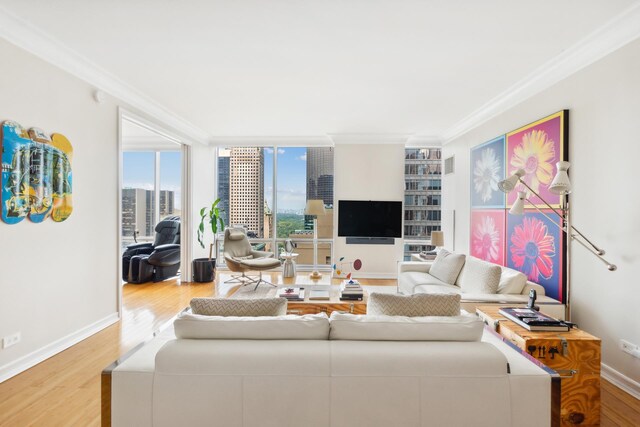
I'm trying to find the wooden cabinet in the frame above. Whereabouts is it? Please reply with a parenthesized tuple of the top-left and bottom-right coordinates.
(477, 306, 601, 426)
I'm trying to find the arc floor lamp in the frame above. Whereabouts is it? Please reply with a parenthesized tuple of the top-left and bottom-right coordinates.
(498, 161, 616, 320)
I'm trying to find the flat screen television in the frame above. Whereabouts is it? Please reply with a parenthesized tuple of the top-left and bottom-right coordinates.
(338, 200, 402, 238)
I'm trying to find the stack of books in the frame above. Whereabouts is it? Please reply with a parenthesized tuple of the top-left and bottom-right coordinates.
(498, 307, 569, 332)
(277, 287, 305, 301)
(340, 280, 363, 301)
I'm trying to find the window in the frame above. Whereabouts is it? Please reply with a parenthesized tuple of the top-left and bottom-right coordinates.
(122, 152, 156, 247)
(217, 146, 334, 267)
(160, 152, 181, 220)
(403, 148, 442, 260)
(121, 150, 181, 251)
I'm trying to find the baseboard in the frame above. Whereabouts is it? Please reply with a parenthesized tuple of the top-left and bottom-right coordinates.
(0, 312, 119, 384)
(601, 363, 640, 400)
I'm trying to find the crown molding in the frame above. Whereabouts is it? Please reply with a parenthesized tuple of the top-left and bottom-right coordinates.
(329, 133, 411, 145)
(442, 2, 640, 144)
(209, 135, 334, 147)
(0, 6, 210, 145)
(406, 135, 442, 147)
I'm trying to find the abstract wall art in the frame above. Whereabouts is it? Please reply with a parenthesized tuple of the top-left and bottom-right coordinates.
(506, 210, 564, 301)
(470, 210, 506, 266)
(469, 110, 568, 302)
(1, 120, 73, 224)
(470, 135, 505, 209)
(506, 111, 568, 208)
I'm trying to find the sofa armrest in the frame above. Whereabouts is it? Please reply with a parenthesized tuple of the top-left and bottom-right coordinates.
(398, 261, 432, 275)
(521, 282, 546, 296)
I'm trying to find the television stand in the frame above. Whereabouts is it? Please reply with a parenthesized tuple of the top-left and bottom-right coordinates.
(346, 237, 395, 245)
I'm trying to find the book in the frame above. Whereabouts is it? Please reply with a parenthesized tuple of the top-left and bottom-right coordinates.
(309, 289, 330, 300)
(280, 289, 306, 301)
(278, 287, 305, 299)
(340, 295, 363, 301)
(498, 308, 569, 332)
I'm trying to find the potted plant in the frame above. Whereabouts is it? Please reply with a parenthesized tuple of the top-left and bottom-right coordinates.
(192, 198, 225, 282)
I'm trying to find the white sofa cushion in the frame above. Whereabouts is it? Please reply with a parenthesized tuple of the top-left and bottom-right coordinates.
(190, 297, 287, 317)
(428, 249, 466, 285)
(497, 268, 527, 294)
(174, 312, 330, 340)
(367, 293, 461, 317)
(329, 312, 484, 341)
(413, 284, 461, 295)
(456, 256, 501, 294)
(397, 271, 454, 294)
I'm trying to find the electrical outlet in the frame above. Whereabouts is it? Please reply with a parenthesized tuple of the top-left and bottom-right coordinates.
(620, 339, 640, 359)
(2, 332, 21, 349)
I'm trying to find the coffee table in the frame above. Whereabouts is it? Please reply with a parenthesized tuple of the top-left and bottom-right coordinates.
(286, 285, 367, 315)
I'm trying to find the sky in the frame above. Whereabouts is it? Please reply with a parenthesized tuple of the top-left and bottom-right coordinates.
(265, 146, 308, 212)
(123, 147, 310, 213)
(123, 151, 182, 204)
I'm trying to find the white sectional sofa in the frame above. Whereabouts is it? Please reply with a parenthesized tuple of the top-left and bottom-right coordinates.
(104, 311, 559, 427)
(398, 251, 565, 319)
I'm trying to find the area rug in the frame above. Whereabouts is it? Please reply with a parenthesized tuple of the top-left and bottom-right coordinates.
(229, 284, 397, 299)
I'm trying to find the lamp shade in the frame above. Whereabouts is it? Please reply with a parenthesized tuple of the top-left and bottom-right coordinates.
(498, 169, 525, 193)
(304, 200, 326, 216)
(509, 191, 527, 215)
(431, 231, 444, 247)
(549, 161, 572, 195)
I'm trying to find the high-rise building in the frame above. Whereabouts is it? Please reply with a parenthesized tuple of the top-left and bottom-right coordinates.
(217, 149, 230, 227)
(305, 147, 334, 232)
(122, 188, 175, 243)
(229, 147, 264, 236)
(122, 188, 155, 238)
(159, 190, 174, 218)
(306, 147, 334, 207)
(403, 148, 442, 260)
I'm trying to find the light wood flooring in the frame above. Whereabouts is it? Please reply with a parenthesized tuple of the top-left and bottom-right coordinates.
(0, 273, 637, 426)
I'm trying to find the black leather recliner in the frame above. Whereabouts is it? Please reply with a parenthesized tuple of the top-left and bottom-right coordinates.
(122, 216, 181, 284)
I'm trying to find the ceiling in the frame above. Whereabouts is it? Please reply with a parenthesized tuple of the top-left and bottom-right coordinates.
(0, 0, 638, 142)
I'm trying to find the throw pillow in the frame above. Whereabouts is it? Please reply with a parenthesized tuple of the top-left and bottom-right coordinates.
(428, 249, 466, 285)
(329, 312, 483, 341)
(367, 292, 460, 317)
(497, 268, 527, 294)
(455, 256, 501, 294)
(190, 297, 287, 317)
(174, 312, 330, 340)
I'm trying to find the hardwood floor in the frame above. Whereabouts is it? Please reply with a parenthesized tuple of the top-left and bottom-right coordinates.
(0, 273, 637, 426)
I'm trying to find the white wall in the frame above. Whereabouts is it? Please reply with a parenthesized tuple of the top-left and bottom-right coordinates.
(0, 39, 119, 380)
(442, 38, 640, 387)
(334, 144, 405, 278)
(191, 143, 217, 261)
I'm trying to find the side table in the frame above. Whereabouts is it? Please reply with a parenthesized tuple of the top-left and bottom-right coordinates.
(281, 253, 298, 278)
(476, 305, 601, 426)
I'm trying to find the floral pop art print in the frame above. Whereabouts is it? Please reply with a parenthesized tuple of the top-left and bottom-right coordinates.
(470, 136, 505, 208)
(470, 210, 505, 266)
(506, 111, 567, 208)
(507, 210, 564, 301)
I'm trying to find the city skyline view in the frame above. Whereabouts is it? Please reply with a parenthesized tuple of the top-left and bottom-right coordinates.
(123, 151, 182, 205)
(123, 148, 317, 214)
